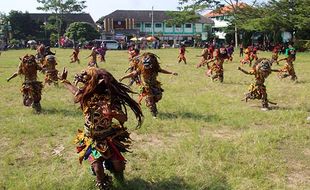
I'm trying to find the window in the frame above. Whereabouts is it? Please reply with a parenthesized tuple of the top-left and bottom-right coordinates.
(155, 23, 162, 28)
(135, 23, 141, 28)
(175, 24, 182, 28)
(185, 23, 192, 28)
(145, 23, 152, 28)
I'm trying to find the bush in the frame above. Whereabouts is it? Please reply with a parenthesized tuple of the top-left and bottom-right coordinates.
(294, 40, 310, 52)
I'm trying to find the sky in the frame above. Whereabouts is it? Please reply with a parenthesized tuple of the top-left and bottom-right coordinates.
(1, 0, 180, 21)
(1, 0, 264, 22)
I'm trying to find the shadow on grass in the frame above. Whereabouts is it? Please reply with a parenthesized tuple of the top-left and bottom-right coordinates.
(116, 176, 232, 190)
(158, 111, 221, 122)
(41, 107, 80, 117)
(222, 81, 248, 85)
(116, 176, 189, 190)
(294, 80, 310, 84)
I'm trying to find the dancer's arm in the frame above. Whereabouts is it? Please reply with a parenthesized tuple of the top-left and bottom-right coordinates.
(197, 58, 215, 68)
(238, 67, 253, 75)
(159, 68, 178, 75)
(271, 69, 280, 72)
(119, 71, 138, 82)
(7, 72, 18, 82)
(277, 58, 287, 63)
(59, 68, 78, 95)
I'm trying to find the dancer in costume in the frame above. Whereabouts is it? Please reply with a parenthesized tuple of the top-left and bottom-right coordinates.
(44, 46, 56, 57)
(128, 47, 140, 60)
(208, 44, 214, 59)
(250, 46, 258, 63)
(7, 54, 43, 113)
(36, 44, 56, 64)
(120, 52, 178, 118)
(271, 45, 279, 65)
(240, 47, 253, 66)
(126, 56, 141, 86)
(126, 47, 141, 86)
(277, 44, 297, 81)
(197, 47, 230, 83)
(35, 44, 46, 63)
(97, 43, 108, 62)
(70, 46, 80, 64)
(226, 44, 234, 61)
(87, 47, 98, 67)
(178, 44, 187, 64)
(196, 47, 210, 67)
(238, 58, 278, 110)
(42, 55, 59, 86)
(59, 67, 143, 190)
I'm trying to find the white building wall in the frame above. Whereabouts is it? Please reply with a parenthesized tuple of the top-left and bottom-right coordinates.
(174, 26, 183, 33)
(195, 24, 203, 33)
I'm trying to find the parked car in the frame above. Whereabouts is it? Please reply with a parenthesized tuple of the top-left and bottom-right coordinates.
(83, 41, 94, 49)
(93, 39, 120, 50)
(181, 40, 194, 47)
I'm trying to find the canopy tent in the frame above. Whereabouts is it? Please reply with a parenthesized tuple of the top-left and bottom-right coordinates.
(146, 36, 159, 41)
(27, 40, 37, 44)
(130, 37, 138, 41)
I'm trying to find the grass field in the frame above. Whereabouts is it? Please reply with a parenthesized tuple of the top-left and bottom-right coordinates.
(0, 48, 309, 190)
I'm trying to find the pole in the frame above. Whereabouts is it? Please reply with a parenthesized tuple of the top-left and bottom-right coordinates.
(151, 6, 154, 37)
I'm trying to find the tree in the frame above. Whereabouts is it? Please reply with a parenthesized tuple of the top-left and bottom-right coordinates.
(37, 0, 87, 46)
(37, 0, 86, 13)
(65, 22, 100, 45)
(177, 0, 258, 48)
(166, 10, 200, 26)
(234, 0, 310, 42)
(7, 11, 40, 41)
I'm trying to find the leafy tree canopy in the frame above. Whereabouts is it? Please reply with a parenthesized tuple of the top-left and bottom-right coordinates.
(233, 0, 310, 39)
(7, 11, 40, 40)
(65, 22, 100, 42)
(166, 10, 200, 26)
(37, 0, 86, 13)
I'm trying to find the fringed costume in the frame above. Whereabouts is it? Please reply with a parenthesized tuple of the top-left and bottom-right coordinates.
(88, 48, 98, 67)
(97, 45, 107, 62)
(250, 47, 258, 63)
(271, 47, 279, 65)
(60, 67, 143, 190)
(120, 52, 178, 118)
(277, 45, 297, 81)
(197, 48, 210, 67)
(7, 54, 43, 113)
(226, 45, 234, 62)
(208, 45, 214, 60)
(126, 56, 141, 86)
(240, 47, 253, 66)
(197, 47, 229, 83)
(35, 45, 56, 64)
(42, 55, 59, 86)
(178, 45, 187, 64)
(70, 47, 80, 64)
(35, 44, 46, 64)
(238, 58, 278, 109)
(128, 48, 140, 60)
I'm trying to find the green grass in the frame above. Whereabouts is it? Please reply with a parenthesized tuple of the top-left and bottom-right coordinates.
(0, 48, 309, 190)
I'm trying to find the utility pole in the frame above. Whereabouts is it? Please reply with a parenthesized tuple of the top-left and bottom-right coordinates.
(151, 6, 154, 37)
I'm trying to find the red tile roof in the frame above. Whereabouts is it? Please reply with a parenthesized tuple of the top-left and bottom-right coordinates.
(206, 3, 248, 17)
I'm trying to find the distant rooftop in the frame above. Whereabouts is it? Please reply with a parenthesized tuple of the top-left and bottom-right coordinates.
(28, 13, 96, 27)
(102, 10, 214, 24)
(206, 3, 248, 17)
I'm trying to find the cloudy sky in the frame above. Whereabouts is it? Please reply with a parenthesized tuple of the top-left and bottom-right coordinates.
(1, 0, 180, 21)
